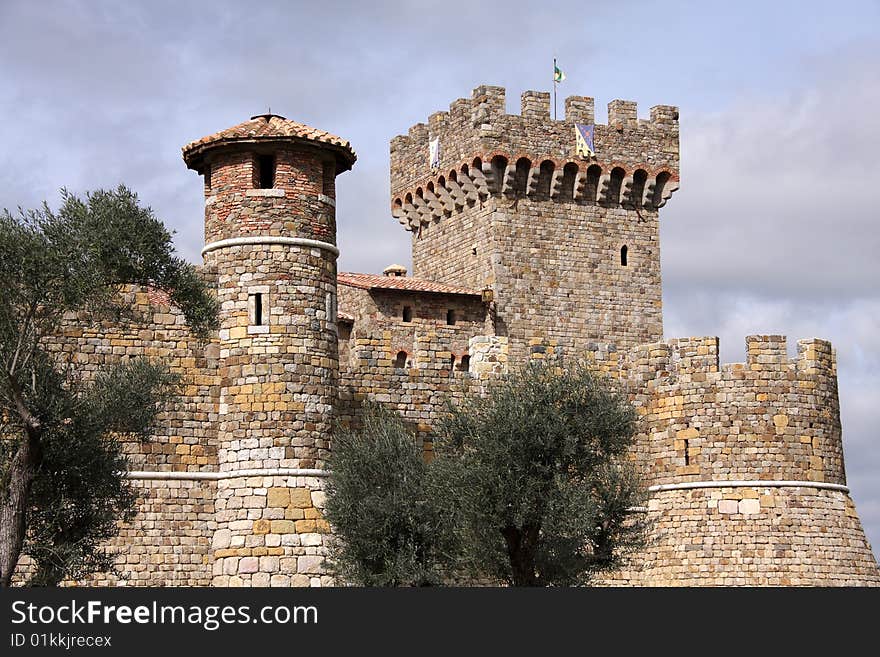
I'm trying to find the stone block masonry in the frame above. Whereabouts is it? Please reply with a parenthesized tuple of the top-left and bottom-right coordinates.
(624, 336, 845, 488)
(212, 475, 332, 587)
(602, 485, 877, 586)
(27, 86, 876, 587)
(593, 335, 880, 585)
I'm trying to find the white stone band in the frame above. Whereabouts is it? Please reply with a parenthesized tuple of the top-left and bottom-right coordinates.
(648, 480, 849, 493)
(127, 468, 329, 481)
(201, 236, 340, 257)
(127, 472, 850, 496)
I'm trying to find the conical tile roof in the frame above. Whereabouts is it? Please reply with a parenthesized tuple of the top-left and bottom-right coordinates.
(182, 113, 356, 172)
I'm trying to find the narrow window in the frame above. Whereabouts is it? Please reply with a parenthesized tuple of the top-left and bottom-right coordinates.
(620, 245, 628, 266)
(446, 309, 456, 326)
(257, 154, 275, 189)
(684, 438, 690, 466)
(458, 355, 470, 372)
(394, 351, 408, 368)
(402, 306, 412, 322)
(322, 160, 335, 196)
(326, 292, 336, 324)
(253, 293, 264, 325)
(204, 165, 211, 190)
(449, 354, 456, 374)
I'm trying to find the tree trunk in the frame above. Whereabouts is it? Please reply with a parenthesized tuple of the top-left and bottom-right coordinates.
(0, 431, 41, 587)
(502, 524, 541, 586)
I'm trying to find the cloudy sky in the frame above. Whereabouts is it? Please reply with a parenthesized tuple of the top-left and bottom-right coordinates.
(2, 0, 878, 554)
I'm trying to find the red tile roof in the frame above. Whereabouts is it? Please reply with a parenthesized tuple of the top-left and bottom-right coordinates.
(146, 286, 170, 306)
(337, 272, 483, 297)
(183, 114, 356, 171)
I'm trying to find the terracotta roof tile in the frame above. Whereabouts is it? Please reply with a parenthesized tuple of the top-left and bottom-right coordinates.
(337, 272, 483, 297)
(183, 114, 356, 170)
(146, 286, 171, 306)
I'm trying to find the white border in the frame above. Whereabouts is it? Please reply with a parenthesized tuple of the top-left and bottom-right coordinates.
(127, 468, 328, 481)
(200, 236, 339, 257)
(123, 472, 848, 494)
(648, 480, 849, 493)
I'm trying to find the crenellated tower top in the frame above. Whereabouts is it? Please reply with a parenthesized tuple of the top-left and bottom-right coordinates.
(390, 85, 679, 230)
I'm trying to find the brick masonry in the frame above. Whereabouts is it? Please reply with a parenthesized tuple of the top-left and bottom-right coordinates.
(29, 88, 878, 587)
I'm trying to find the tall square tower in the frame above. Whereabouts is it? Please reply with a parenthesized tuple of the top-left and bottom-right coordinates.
(390, 86, 679, 359)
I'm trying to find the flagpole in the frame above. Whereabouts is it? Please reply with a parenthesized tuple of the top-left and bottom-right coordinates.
(553, 57, 557, 120)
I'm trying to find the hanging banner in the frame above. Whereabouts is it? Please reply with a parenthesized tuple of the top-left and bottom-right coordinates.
(429, 137, 440, 171)
(574, 123, 595, 157)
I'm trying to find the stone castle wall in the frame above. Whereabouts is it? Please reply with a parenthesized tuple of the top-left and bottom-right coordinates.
(408, 202, 497, 292)
(335, 282, 502, 457)
(610, 486, 878, 586)
(209, 243, 337, 473)
(488, 199, 662, 360)
(199, 125, 344, 586)
(624, 335, 845, 488)
(390, 85, 679, 198)
(44, 288, 220, 472)
(28, 287, 220, 586)
(337, 284, 491, 368)
(207, 242, 338, 586)
(25, 292, 879, 586)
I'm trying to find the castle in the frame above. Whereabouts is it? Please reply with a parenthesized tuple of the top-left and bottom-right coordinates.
(43, 85, 879, 586)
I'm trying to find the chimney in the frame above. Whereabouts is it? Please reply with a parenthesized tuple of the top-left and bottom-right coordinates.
(383, 264, 407, 277)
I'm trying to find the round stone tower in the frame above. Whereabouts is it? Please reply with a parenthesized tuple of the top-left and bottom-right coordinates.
(607, 335, 880, 585)
(183, 114, 355, 586)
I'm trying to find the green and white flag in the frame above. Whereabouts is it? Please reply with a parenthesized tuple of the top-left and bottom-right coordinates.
(554, 64, 565, 83)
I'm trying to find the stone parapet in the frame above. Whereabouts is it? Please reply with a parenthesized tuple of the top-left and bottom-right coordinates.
(624, 335, 844, 488)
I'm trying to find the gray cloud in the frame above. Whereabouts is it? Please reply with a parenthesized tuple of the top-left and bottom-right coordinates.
(663, 42, 880, 300)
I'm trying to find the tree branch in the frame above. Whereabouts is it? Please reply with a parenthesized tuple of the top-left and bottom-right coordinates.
(8, 299, 38, 377)
(5, 374, 40, 437)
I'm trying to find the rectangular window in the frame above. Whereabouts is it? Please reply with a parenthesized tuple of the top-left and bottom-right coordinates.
(257, 154, 275, 189)
(326, 292, 337, 324)
(249, 292, 266, 326)
(254, 293, 263, 325)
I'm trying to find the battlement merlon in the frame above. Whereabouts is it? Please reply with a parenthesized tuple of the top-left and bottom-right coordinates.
(622, 335, 838, 383)
(622, 335, 844, 489)
(390, 84, 679, 198)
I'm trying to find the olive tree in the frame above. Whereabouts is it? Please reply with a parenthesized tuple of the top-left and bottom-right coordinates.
(0, 186, 218, 586)
(324, 403, 454, 586)
(434, 360, 647, 586)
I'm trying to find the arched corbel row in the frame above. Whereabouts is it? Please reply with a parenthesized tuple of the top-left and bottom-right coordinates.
(391, 155, 679, 230)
